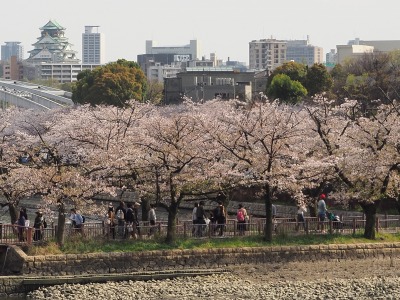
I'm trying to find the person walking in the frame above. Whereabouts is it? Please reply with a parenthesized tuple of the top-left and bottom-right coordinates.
(69, 208, 84, 235)
(215, 201, 226, 236)
(237, 204, 246, 235)
(148, 203, 157, 236)
(196, 201, 207, 237)
(33, 211, 44, 241)
(106, 203, 116, 239)
(317, 194, 327, 233)
(17, 209, 26, 242)
(296, 205, 307, 231)
(192, 202, 198, 237)
(133, 201, 141, 238)
(115, 201, 126, 238)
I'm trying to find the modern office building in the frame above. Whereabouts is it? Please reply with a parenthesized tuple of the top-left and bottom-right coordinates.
(82, 26, 105, 64)
(26, 20, 80, 64)
(249, 39, 286, 71)
(286, 37, 324, 66)
(1, 42, 24, 62)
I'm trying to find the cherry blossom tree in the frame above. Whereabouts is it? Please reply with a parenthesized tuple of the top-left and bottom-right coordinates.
(306, 97, 400, 239)
(200, 100, 313, 241)
(132, 102, 227, 243)
(0, 108, 50, 224)
(12, 107, 117, 245)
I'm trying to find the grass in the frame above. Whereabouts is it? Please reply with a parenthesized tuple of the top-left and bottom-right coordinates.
(25, 232, 400, 256)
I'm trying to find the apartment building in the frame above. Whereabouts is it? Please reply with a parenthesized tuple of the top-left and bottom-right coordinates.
(249, 39, 286, 71)
(82, 26, 105, 64)
(2, 56, 23, 80)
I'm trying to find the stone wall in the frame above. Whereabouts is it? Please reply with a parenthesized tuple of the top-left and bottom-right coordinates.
(9, 243, 400, 276)
(1, 243, 400, 297)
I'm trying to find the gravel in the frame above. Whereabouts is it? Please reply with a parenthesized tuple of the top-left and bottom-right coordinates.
(27, 273, 400, 300)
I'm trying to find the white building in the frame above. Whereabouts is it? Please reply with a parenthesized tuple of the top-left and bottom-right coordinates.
(147, 63, 181, 83)
(249, 39, 286, 71)
(24, 63, 102, 83)
(82, 26, 105, 64)
(145, 40, 200, 60)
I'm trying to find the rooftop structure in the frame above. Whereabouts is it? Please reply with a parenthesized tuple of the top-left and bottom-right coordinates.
(26, 20, 80, 64)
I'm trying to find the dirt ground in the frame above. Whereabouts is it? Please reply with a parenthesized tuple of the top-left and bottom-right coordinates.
(228, 257, 400, 283)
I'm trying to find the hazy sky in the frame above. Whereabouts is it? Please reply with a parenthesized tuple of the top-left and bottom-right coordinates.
(1, 0, 398, 65)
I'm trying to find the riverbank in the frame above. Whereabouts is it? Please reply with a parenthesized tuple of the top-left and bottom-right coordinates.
(1, 242, 400, 298)
(27, 257, 400, 299)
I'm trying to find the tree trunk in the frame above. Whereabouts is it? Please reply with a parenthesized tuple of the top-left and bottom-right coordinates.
(361, 202, 376, 239)
(264, 184, 273, 242)
(166, 202, 178, 244)
(9, 203, 18, 225)
(141, 197, 150, 222)
(56, 202, 66, 246)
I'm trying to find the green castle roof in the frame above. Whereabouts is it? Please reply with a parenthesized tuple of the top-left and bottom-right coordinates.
(40, 20, 65, 31)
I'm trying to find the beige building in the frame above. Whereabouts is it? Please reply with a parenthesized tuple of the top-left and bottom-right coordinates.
(337, 38, 400, 64)
(348, 38, 400, 52)
(336, 45, 374, 64)
(249, 39, 286, 71)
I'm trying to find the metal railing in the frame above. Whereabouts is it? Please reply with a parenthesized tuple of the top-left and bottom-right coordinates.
(1, 215, 399, 245)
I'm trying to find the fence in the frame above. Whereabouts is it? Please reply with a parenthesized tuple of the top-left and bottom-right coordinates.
(1, 215, 400, 245)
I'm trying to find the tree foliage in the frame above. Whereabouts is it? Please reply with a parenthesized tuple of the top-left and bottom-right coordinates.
(267, 62, 332, 101)
(331, 51, 400, 105)
(72, 59, 147, 107)
(267, 74, 307, 104)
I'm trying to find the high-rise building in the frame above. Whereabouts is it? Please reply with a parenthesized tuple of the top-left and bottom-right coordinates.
(249, 39, 286, 71)
(26, 20, 80, 64)
(286, 37, 324, 66)
(1, 42, 24, 62)
(82, 26, 105, 64)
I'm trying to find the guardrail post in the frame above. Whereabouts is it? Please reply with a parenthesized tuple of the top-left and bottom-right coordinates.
(0, 223, 2, 239)
(183, 222, 187, 238)
(329, 220, 333, 234)
(234, 220, 237, 236)
(376, 217, 379, 233)
(26, 227, 33, 245)
(352, 218, 356, 235)
(305, 219, 309, 235)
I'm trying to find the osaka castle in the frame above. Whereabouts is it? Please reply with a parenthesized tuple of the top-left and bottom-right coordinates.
(26, 20, 80, 64)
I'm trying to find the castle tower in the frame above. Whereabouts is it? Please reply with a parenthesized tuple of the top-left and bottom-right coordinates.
(26, 20, 80, 64)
